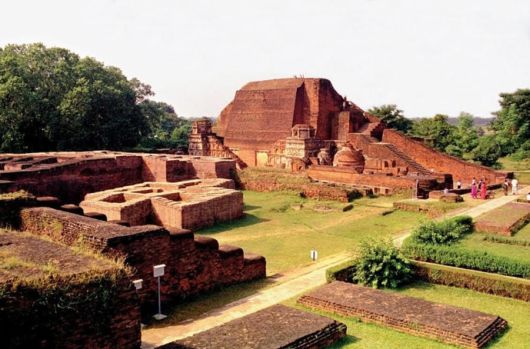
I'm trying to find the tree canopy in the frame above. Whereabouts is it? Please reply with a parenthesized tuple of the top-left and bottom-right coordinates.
(0, 43, 191, 152)
(367, 104, 412, 133)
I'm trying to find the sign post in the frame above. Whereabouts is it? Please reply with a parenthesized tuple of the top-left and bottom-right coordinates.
(153, 264, 166, 320)
(310, 249, 318, 262)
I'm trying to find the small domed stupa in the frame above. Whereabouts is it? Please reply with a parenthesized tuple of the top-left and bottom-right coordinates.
(333, 146, 365, 173)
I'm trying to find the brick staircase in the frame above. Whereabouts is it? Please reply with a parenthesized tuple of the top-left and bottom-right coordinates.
(384, 143, 432, 176)
(358, 121, 385, 140)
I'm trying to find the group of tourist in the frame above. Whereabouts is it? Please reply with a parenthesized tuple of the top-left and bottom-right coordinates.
(469, 177, 490, 199)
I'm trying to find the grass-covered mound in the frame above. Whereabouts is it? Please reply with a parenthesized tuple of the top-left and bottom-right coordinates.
(0, 230, 140, 349)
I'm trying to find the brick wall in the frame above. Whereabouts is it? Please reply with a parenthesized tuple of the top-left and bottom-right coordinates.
(19, 207, 266, 307)
(383, 129, 509, 185)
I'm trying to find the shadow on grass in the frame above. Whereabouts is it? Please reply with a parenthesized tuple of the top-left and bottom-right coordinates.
(243, 204, 261, 211)
(197, 213, 270, 235)
(144, 277, 276, 328)
(328, 335, 359, 347)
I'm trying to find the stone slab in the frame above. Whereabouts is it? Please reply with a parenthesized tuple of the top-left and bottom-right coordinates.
(156, 304, 346, 349)
(298, 281, 507, 349)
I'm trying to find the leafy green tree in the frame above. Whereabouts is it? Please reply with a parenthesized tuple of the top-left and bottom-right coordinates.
(138, 100, 192, 149)
(446, 112, 479, 158)
(471, 135, 502, 167)
(0, 43, 150, 151)
(367, 104, 412, 132)
(410, 114, 457, 152)
(491, 89, 530, 156)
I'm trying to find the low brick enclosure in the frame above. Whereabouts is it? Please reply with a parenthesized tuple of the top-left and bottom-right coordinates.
(0, 152, 236, 203)
(307, 165, 440, 196)
(474, 202, 530, 236)
(19, 207, 266, 308)
(79, 179, 243, 230)
(0, 231, 140, 349)
(298, 281, 507, 349)
(157, 304, 347, 349)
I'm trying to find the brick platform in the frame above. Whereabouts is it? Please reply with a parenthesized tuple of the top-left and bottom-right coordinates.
(298, 282, 507, 349)
(475, 202, 530, 236)
(156, 304, 346, 349)
(79, 178, 243, 230)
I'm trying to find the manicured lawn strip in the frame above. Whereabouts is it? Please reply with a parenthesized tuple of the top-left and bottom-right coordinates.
(402, 238, 530, 278)
(411, 260, 530, 301)
(197, 191, 426, 275)
(286, 282, 530, 348)
(459, 234, 530, 265)
(514, 222, 530, 241)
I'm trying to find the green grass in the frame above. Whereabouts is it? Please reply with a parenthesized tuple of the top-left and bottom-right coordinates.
(458, 233, 530, 264)
(197, 191, 425, 275)
(144, 278, 275, 328)
(499, 156, 530, 184)
(286, 282, 530, 348)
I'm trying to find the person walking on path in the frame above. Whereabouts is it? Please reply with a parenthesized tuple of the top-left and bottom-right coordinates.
(480, 179, 487, 200)
(503, 178, 510, 196)
(471, 179, 478, 199)
(512, 177, 518, 195)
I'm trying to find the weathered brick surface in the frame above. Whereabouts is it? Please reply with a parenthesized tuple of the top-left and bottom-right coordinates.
(79, 179, 243, 230)
(19, 207, 266, 307)
(382, 129, 509, 185)
(298, 282, 507, 349)
(0, 232, 141, 349)
(0, 152, 237, 204)
(474, 202, 530, 236)
(157, 304, 347, 349)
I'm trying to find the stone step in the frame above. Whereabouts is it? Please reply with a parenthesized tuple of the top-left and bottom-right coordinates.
(298, 282, 507, 349)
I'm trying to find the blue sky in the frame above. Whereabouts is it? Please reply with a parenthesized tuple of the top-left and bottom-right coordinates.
(2, 0, 530, 118)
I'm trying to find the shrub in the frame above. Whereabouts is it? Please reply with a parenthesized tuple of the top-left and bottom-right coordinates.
(353, 240, 412, 289)
(412, 260, 530, 302)
(402, 239, 530, 278)
(326, 260, 356, 283)
(411, 215, 473, 245)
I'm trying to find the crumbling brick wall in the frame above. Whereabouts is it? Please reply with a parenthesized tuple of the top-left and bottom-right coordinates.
(19, 207, 266, 308)
(382, 129, 509, 185)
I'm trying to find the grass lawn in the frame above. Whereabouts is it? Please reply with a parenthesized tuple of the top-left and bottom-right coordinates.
(287, 282, 530, 349)
(197, 191, 426, 275)
(514, 222, 530, 241)
(499, 156, 530, 184)
(456, 233, 530, 264)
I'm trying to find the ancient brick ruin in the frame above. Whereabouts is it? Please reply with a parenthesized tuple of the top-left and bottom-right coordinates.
(189, 77, 510, 196)
(0, 151, 266, 312)
(80, 179, 243, 230)
(0, 231, 141, 349)
(157, 304, 347, 349)
(298, 281, 507, 349)
(474, 201, 530, 236)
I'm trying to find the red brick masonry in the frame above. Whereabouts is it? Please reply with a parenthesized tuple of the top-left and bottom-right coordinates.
(157, 304, 347, 349)
(19, 207, 266, 307)
(298, 282, 507, 349)
(474, 202, 530, 236)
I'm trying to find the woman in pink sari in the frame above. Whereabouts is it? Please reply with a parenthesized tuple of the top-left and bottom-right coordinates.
(480, 180, 487, 199)
(471, 180, 478, 199)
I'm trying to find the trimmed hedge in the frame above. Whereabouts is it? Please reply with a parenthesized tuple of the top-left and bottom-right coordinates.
(402, 240, 530, 278)
(412, 260, 530, 302)
(326, 260, 356, 283)
(483, 235, 530, 247)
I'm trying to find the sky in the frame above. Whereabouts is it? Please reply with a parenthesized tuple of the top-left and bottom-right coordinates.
(1, 0, 530, 119)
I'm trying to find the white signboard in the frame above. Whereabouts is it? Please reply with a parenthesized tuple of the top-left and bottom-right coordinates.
(153, 264, 166, 278)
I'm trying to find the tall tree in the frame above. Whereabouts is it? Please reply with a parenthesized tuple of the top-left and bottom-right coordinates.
(491, 89, 530, 157)
(410, 114, 456, 152)
(367, 104, 412, 132)
(0, 43, 150, 152)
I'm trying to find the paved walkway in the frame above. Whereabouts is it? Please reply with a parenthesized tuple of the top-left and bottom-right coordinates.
(141, 252, 350, 348)
(142, 186, 529, 348)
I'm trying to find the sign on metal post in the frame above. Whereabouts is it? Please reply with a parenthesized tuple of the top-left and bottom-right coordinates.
(132, 279, 143, 290)
(153, 264, 167, 320)
(310, 249, 318, 262)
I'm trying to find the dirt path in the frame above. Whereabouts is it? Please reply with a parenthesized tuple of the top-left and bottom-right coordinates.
(141, 186, 529, 348)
